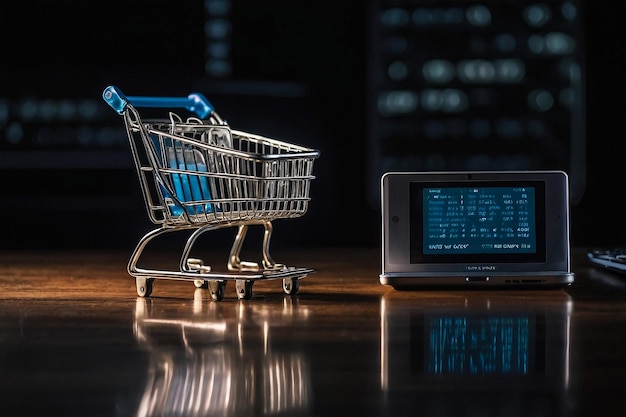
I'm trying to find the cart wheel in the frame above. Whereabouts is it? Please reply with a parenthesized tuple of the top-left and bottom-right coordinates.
(194, 279, 209, 289)
(209, 281, 226, 301)
(136, 277, 154, 297)
(283, 277, 300, 295)
(236, 279, 254, 300)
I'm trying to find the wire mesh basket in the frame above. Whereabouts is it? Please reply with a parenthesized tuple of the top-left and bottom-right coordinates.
(103, 86, 320, 300)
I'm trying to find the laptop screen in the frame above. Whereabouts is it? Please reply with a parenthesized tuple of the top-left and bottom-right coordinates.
(410, 181, 547, 264)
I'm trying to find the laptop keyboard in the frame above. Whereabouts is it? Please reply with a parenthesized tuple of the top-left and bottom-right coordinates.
(588, 248, 626, 274)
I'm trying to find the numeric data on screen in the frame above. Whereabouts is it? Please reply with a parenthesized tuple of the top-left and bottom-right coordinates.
(422, 186, 536, 255)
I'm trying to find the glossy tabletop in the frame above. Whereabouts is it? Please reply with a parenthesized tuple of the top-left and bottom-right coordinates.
(1, 247, 626, 417)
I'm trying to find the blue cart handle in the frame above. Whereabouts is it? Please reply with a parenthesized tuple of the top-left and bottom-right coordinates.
(102, 85, 215, 119)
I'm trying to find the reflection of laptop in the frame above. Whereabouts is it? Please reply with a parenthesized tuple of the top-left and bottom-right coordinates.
(380, 171, 575, 289)
(380, 290, 573, 416)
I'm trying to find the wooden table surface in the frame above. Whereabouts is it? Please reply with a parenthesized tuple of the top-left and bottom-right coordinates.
(1, 246, 626, 417)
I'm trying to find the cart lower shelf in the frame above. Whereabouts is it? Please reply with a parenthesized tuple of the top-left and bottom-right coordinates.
(131, 266, 314, 300)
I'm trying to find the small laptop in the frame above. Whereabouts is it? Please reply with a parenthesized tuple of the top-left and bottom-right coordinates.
(380, 171, 574, 289)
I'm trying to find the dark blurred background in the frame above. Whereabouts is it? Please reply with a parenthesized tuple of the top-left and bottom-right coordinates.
(0, 0, 623, 252)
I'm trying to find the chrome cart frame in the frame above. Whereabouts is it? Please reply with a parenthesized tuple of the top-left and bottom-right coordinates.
(103, 86, 320, 300)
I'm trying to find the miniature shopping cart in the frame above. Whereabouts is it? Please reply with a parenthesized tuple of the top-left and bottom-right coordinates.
(102, 86, 320, 300)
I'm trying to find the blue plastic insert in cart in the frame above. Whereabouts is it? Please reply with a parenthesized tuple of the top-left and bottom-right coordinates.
(104, 86, 214, 216)
(103, 85, 320, 300)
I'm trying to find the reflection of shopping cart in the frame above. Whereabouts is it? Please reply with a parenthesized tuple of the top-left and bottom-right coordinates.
(102, 86, 320, 300)
(133, 295, 312, 416)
